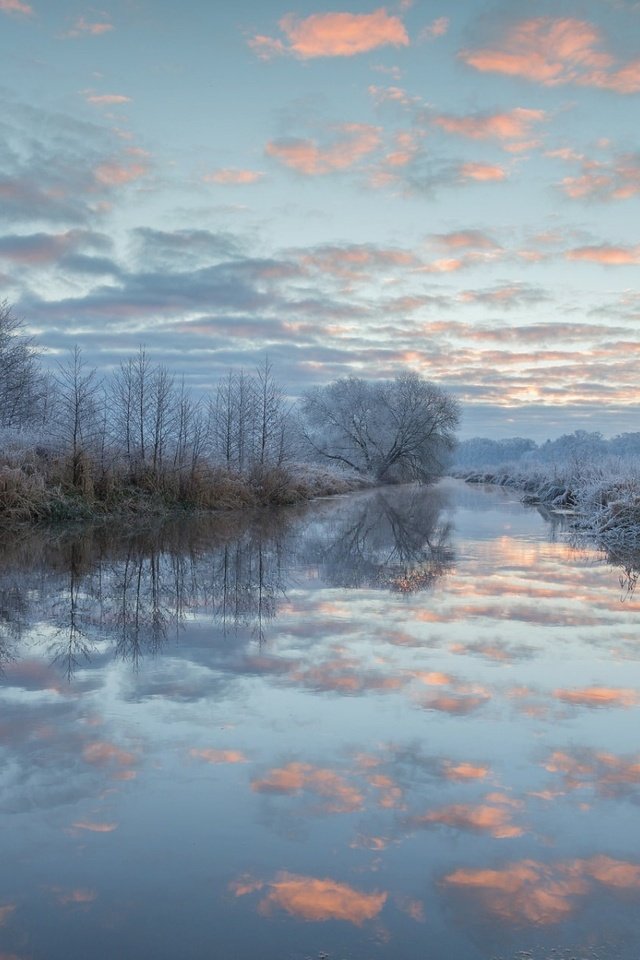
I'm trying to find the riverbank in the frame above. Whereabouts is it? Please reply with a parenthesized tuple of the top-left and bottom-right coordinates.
(457, 464, 640, 549)
(0, 450, 373, 525)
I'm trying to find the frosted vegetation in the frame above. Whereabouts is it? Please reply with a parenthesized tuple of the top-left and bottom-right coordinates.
(0, 301, 458, 523)
(454, 431, 640, 552)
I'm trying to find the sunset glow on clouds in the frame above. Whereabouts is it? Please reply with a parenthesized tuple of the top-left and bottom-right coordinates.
(0, 0, 33, 16)
(1, 0, 639, 438)
(460, 17, 640, 93)
(249, 8, 409, 59)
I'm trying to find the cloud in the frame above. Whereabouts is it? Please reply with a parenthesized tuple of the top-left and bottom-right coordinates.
(297, 242, 418, 281)
(94, 160, 149, 186)
(459, 17, 640, 93)
(233, 872, 387, 924)
(421, 691, 491, 714)
(70, 821, 118, 832)
(266, 123, 381, 175)
(459, 282, 548, 307)
(63, 16, 113, 38)
(85, 93, 131, 106)
(441, 761, 490, 781)
(558, 152, 640, 200)
(0, 97, 121, 225)
(368, 84, 420, 108)
(0, 229, 110, 266)
(553, 686, 639, 707)
(432, 230, 501, 251)
(566, 244, 640, 265)
(458, 162, 507, 182)
(419, 16, 449, 41)
(433, 107, 546, 143)
(189, 748, 247, 764)
(249, 8, 409, 60)
(0, 0, 33, 16)
(203, 168, 265, 185)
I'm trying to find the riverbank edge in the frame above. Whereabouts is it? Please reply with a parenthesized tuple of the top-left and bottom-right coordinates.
(454, 469, 640, 549)
(0, 459, 376, 528)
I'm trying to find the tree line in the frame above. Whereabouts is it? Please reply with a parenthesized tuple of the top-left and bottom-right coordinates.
(0, 300, 459, 517)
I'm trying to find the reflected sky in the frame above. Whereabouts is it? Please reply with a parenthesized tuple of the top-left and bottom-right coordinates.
(0, 479, 639, 959)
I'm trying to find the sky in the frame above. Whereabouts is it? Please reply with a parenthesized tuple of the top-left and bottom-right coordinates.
(0, 0, 639, 439)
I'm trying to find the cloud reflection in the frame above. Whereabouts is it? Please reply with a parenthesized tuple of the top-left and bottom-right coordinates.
(443, 855, 640, 926)
(251, 762, 364, 813)
(232, 872, 387, 925)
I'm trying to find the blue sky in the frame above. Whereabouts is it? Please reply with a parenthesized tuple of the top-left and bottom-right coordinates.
(1, 0, 639, 437)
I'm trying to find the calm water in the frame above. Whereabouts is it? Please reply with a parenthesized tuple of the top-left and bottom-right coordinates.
(1, 479, 639, 960)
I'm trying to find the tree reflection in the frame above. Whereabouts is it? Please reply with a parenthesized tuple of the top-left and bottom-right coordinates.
(0, 509, 297, 677)
(0, 485, 455, 678)
(302, 485, 454, 592)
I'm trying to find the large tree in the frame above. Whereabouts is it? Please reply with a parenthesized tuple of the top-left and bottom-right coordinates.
(301, 371, 459, 482)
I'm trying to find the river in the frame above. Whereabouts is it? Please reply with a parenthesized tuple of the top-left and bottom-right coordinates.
(0, 479, 639, 959)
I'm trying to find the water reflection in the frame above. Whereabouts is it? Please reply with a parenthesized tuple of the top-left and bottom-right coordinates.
(1, 480, 639, 960)
(0, 486, 454, 676)
(304, 485, 453, 591)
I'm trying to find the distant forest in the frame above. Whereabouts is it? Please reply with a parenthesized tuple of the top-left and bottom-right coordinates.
(454, 430, 640, 471)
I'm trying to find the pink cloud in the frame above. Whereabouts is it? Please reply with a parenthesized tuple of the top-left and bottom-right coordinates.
(249, 8, 409, 60)
(432, 230, 500, 251)
(419, 16, 449, 41)
(202, 168, 265, 185)
(459, 162, 507, 182)
(189, 748, 247, 764)
(94, 161, 149, 186)
(433, 107, 546, 142)
(64, 15, 113, 37)
(559, 154, 640, 200)
(299, 243, 417, 280)
(71, 821, 118, 833)
(266, 123, 381, 175)
(460, 17, 640, 93)
(247, 34, 286, 59)
(0, 0, 33, 16)
(85, 93, 131, 105)
(368, 84, 417, 107)
(566, 244, 640, 265)
(554, 686, 639, 706)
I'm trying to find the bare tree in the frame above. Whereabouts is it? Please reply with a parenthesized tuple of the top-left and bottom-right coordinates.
(149, 364, 175, 476)
(111, 357, 135, 465)
(54, 346, 102, 489)
(302, 371, 459, 482)
(254, 357, 290, 468)
(0, 301, 42, 429)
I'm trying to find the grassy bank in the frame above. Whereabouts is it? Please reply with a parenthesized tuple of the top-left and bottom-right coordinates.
(0, 448, 372, 525)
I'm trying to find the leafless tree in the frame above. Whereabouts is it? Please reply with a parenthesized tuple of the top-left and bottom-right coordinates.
(54, 346, 102, 488)
(302, 371, 459, 482)
(0, 300, 42, 428)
